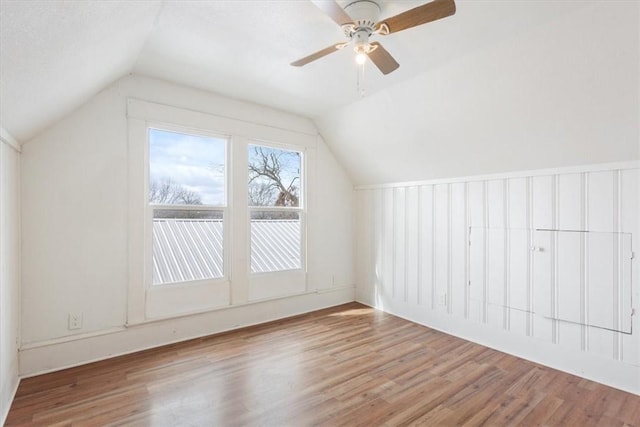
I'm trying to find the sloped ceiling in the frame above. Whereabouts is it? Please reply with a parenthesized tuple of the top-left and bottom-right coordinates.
(316, 1, 640, 184)
(2, 0, 460, 141)
(1, 1, 638, 183)
(0, 0, 161, 142)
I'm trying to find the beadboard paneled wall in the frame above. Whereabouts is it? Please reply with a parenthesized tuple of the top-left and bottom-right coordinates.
(355, 163, 639, 394)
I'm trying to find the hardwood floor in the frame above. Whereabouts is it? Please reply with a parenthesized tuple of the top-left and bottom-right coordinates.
(7, 303, 640, 426)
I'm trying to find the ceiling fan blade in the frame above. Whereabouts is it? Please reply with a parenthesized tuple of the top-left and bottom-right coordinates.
(291, 43, 344, 67)
(377, 0, 456, 35)
(367, 42, 399, 75)
(310, 0, 353, 26)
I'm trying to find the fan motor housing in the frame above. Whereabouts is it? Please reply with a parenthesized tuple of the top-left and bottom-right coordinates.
(343, 0, 381, 30)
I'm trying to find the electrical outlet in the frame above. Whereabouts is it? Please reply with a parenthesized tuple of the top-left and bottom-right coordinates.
(438, 293, 447, 306)
(68, 312, 83, 330)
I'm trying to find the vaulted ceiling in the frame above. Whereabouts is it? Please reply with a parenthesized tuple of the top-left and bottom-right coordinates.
(1, 1, 638, 184)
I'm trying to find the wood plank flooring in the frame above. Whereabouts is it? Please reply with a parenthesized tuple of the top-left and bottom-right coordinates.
(7, 303, 640, 426)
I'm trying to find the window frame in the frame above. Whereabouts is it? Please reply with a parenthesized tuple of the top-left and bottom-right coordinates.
(127, 98, 318, 323)
(247, 140, 306, 277)
(147, 124, 230, 288)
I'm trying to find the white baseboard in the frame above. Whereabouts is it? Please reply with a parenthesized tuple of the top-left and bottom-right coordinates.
(356, 299, 640, 396)
(20, 287, 355, 378)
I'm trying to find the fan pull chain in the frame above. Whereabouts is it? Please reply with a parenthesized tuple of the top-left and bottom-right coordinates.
(357, 61, 366, 97)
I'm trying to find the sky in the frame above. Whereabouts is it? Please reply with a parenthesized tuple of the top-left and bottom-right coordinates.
(149, 128, 226, 205)
(149, 128, 302, 207)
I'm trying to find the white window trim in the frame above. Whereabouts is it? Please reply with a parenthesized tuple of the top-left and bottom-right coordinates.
(143, 123, 231, 319)
(247, 141, 307, 299)
(127, 98, 317, 324)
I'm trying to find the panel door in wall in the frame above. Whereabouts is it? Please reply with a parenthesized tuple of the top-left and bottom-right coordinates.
(533, 230, 633, 334)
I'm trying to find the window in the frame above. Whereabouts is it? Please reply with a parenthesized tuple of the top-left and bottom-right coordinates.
(127, 99, 317, 322)
(248, 144, 304, 273)
(148, 128, 227, 285)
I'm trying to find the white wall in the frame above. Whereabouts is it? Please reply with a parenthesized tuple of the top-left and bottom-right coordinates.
(0, 128, 21, 423)
(356, 163, 640, 394)
(20, 75, 354, 375)
(316, 1, 639, 185)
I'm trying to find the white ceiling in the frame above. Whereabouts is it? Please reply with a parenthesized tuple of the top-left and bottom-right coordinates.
(1, 1, 637, 183)
(0, 0, 160, 141)
(317, 1, 639, 184)
(132, 0, 463, 118)
(0, 0, 585, 141)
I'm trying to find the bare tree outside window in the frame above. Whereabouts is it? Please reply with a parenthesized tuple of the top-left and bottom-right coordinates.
(248, 181, 277, 207)
(149, 179, 203, 205)
(248, 145, 301, 207)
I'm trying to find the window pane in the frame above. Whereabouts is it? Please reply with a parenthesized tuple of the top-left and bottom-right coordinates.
(149, 128, 226, 206)
(250, 211, 301, 273)
(152, 209, 224, 285)
(248, 144, 301, 207)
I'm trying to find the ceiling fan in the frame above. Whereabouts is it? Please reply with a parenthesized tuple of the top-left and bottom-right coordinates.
(291, 0, 456, 75)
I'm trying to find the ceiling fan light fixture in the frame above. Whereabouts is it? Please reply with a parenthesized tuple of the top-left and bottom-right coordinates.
(355, 52, 367, 65)
(354, 39, 377, 65)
